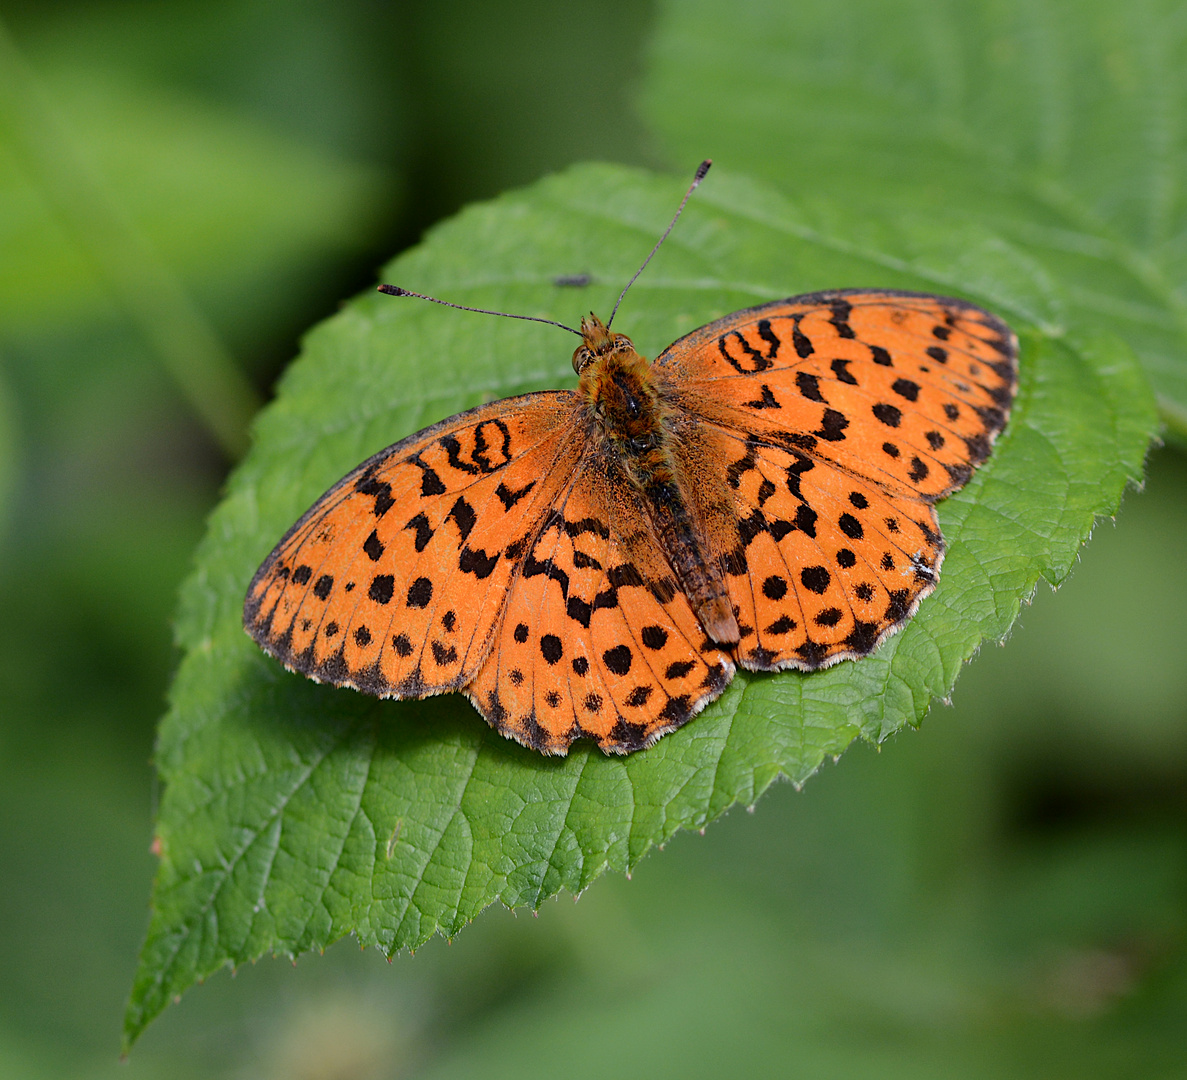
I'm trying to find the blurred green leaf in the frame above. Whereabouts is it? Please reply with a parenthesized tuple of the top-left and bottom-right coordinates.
(0, 21, 393, 458)
(126, 161, 1156, 1046)
(642, 0, 1187, 440)
(0, 66, 387, 337)
(0, 363, 17, 542)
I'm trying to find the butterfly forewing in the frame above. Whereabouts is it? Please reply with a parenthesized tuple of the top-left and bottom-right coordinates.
(244, 393, 581, 696)
(656, 290, 1017, 502)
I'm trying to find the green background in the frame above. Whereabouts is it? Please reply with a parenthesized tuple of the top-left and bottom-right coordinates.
(1, 1, 1183, 1077)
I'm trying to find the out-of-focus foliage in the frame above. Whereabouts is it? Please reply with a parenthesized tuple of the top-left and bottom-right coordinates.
(0, 0, 1183, 1077)
(644, 0, 1187, 441)
(0, 366, 17, 538)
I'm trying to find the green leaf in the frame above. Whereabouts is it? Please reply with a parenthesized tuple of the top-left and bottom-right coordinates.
(0, 65, 386, 336)
(125, 162, 1155, 1048)
(0, 364, 17, 544)
(642, 0, 1187, 440)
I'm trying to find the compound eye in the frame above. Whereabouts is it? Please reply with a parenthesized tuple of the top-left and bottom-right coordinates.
(571, 346, 593, 374)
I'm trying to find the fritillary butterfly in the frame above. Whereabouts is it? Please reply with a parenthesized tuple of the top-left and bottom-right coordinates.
(245, 167, 1017, 755)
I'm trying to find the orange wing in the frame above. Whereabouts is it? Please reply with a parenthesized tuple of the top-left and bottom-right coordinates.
(244, 393, 583, 698)
(655, 289, 1017, 671)
(689, 422, 945, 670)
(656, 289, 1017, 501)
(465, 448, 735, 754)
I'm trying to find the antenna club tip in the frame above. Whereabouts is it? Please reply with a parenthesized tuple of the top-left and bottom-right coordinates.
(377, 283, 406, 296)
(695, 159, 712, 181)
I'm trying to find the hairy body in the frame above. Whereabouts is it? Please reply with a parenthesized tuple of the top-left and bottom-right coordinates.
(575, 314, 740, 646)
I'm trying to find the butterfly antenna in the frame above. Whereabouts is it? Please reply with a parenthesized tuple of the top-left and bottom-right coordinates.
(376, 284, 582, 337)
(607, 159, 711, 329)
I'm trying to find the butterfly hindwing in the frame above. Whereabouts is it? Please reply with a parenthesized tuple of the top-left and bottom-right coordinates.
(465, 450, 735, 754)
(691, 423, 944, 671)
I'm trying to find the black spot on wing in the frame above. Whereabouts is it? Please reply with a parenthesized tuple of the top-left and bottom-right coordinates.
(608, 718, 649, 749)
(356, 471, 395, 516)
(625, 685, 652, 707)
(495, 480, 536, 510)
(814, 408, 848, 441)
(796, 372, 826, 403)
(792, 320, 815, 358)
(446, 497, 477, 541)
(838, 513, 863, 540)
(603, 644, 633, 676)
(459, 546, 499, 579)
(363, 530, 385, 561)
(659, 695, 691, 725)
(409, 455, 446, 497)
(405, 513, 433, 552)
(432, 641, 458, 666)
(828, 298, 855, 338)
(796, 640, 828, 667)
(830, 358, 858, 385)
(845, 620, 880, 653)
(641, 625, 668, 650)
(794, 504, 817, 537)
(369, 574, 395, 604)
(801, 566, 831, 594)
(762, 575, 787, 600)
(522, 553, 570, 598)
(566, 595, 592, 628)
(764, 615, 796, 635)
(406, 577, 433, 608)
(540, 634, 563, 665)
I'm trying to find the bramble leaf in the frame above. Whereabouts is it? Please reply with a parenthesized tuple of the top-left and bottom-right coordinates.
(125, 162, 1155, 1047)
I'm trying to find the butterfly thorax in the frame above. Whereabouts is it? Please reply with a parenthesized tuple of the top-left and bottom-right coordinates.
(574, 314, 740, 646)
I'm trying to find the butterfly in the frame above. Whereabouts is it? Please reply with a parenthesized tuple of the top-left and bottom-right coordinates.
(244, 163, 1017, 755)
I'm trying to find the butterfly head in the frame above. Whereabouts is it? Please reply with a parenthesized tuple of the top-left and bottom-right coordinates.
(572, 313, 636, 375)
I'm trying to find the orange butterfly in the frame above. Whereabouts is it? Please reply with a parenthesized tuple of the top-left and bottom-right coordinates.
(244, 163, 1017, 755)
